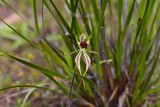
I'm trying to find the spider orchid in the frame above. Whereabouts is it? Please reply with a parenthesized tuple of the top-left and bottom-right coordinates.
(70, 34, 97, 87)
(75, 34, 91, 76)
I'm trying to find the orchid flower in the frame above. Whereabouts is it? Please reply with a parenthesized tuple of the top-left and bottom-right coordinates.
(71, 34, 97, 87)
(75, 34, 91, 76)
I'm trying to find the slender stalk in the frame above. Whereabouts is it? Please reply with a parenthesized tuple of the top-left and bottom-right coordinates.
(68, 70, 76, 98)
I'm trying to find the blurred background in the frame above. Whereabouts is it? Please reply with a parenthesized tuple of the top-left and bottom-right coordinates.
(0, 0, 66, 106)
(0, 0, 160, 107)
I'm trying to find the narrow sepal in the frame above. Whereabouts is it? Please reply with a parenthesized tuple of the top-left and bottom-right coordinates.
(75, 51, 82, 74)
(83, 50, 91, 76)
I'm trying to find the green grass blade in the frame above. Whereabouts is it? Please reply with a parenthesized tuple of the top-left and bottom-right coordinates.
(96, 0, 108, 49)
(115, 30, 123, 78)
(0, 18, 38, 48)
(146, 27, 160, 62)
(91, 0, 99, 21)
(0, 51, 67, 80)
(22, 87, 36, 107)
(123, 0, 136, 35)
(81, 76, 97, 89)
(132, 0, 153, 103)
(129, 0, 150, 76)
(0, 52, 73, 95)
(70, 0, 79, 43)
(138, 48, 160, 102)
(33, 0, 41, 36)
(42, 37, 68, 65)
(42, 0, 74, 52)
(148, 2, 160, 39)
(21, 83, 48, 107)
(143, 87, 160, 101)
(49, 76, 69, 95)
(79, 0, 91, 35)
(39, 40, 72, 78)
(132, 35, 148, 103)
(49, 0, 70, 32)
(42, 0, 63, 31)
(92, 0, 108, 77)
(141, 0, 156, 35)
(116, 0, 124, 78)
(118, 0, 123, 26)
(0, 84, 62, 95)
(64, 0, 71, 10)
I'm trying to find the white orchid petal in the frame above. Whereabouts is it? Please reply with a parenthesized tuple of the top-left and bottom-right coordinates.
(83, 50, 91, 76)
(75, 51, 82, 74)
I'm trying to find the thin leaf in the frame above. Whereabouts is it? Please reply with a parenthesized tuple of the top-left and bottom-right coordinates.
(0, 18, 37, 48)
(0, 84, 62, 95)
(123, 0, 136, 35)
(33, 0, 41, 36)
(0, 51, 67, 80)
(21, 83, 47, 107)
(48, 0, 70, 32)
(138, 48, 160, 102)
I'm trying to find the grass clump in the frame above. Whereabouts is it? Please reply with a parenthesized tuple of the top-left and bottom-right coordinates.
(0, 0, 160, 107)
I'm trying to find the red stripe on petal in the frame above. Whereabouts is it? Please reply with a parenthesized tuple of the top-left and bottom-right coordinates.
(75, 51, 82, 74)
(83, 51, 91, 75)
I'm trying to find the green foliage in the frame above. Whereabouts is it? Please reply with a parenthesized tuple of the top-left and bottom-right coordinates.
(0, 0, 160, 106)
